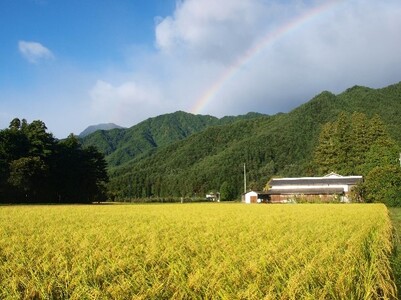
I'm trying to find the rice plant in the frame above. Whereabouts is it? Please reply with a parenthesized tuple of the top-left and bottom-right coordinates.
(0, 203, 396, 299)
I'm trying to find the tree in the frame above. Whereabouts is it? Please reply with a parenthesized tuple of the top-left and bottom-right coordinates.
(53, 135, 109, 203)
(313, 121, 338, 175)
(220, 181, 236, 201)
(368, 114, 389, 142)
(313, 112, 398, 176)
(24, 120, 54, 158)
(0, 119, 109, 203)
(350, 112, 370, 171)
(313, 112, 357, 175)
(81, 146, 109, 202)
(0, 126, 30, 161)
(313, 112, 401, 205)
(363, 166, 401, 206)
(358, 139, 399, 175)
(9, 118, 21, 130)
(8, 156, 47, 202)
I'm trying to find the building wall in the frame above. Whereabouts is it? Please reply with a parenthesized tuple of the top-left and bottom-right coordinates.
(244, 192, 258, 204)
(270, 193, 344, 203)
(269, 184, 349, 192)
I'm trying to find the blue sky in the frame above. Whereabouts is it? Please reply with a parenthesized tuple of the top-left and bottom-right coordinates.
(1, 0, 401, 137)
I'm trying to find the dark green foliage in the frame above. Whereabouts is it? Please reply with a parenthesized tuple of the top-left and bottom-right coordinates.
(313, 111, 401, 205)
(80, 111, 221, 167)
(363, 166, 401, 206)
(313, 112, 398, 176)
(8, 156, 47, 199)
(81, 111, 268, 167)
(220, 181, 237, 201)
(0, 120, 108, 203)
(4, 82, 401, 203)
(107, 84, 401, 199)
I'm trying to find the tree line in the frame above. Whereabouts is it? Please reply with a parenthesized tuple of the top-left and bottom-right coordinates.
(313, 112, 401, 206)
(0, 118, 108, 203)
(2, 111, 398, 205)
(107, 111, 401, 206)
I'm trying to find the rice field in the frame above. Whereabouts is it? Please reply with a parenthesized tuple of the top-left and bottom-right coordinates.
(0, 203, 396, 299)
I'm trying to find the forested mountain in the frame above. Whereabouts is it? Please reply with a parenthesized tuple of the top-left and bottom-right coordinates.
(81, 111, 266, 167)
(2, 82, 400, 203)
(105, 81, 401, 200)
(79, 123, 124, 138)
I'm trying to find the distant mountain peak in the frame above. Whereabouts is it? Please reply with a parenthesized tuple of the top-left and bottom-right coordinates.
(79, 123, 124, 137)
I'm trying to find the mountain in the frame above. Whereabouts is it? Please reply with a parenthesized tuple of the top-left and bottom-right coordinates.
(104, 81, 401, 200)
(81, 111, 266, 167)
(79, 123, 125, 138)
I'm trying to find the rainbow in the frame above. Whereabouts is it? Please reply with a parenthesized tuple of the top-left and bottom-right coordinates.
(190, 0, 343, 114)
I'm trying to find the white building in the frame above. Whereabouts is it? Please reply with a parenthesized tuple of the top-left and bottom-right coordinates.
(243, 191, 270, 204)
(267, 173, 363, 203)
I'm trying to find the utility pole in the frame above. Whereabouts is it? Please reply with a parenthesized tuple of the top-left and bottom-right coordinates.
(399, 153, 401, 168)
(244, 163, 247, 194)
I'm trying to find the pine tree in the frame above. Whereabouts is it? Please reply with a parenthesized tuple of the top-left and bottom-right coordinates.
(314, 122, 338, 174)
(314, 112, 399, 176)
(350, 112, 370, 171)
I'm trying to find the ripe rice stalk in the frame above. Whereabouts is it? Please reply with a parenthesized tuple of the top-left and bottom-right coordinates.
(0, 203, 397, 299)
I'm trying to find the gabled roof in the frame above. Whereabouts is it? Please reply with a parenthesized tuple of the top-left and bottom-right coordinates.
(324, 172, 343, 178)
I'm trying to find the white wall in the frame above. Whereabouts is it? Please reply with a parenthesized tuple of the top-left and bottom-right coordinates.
(244, 191, 258, 204)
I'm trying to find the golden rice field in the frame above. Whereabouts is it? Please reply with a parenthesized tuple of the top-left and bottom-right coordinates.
(0, 203, 396, 299)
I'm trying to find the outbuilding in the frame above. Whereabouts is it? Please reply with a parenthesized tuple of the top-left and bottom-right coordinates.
(243, 191, 270, 204)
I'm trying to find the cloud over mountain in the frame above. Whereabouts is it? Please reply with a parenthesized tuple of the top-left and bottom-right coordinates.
(89, 0, 401, 127)
(5, 1, 400, 138)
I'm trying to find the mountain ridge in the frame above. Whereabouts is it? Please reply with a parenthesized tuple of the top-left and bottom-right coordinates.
(79, 123, 125, 138)
(81, 111, 267, 167)
(103, 81, 401, 199)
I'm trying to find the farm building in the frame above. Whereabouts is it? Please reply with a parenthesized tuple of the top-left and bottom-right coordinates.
(243, 191, 270, 204)
(266, 173, 363, 203)
(206, 192, 220, 202)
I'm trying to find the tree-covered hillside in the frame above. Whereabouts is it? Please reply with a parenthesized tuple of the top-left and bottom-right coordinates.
(105, 82, 401, 200)
(81, 111, 266, 167)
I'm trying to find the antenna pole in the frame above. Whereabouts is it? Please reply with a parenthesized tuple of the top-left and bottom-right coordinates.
(244, 163, 247, 193)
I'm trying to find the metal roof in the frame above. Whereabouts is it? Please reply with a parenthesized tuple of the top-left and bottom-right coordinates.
(269, 176, 362, 187)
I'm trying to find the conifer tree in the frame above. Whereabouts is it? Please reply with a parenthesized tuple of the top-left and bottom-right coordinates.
(314, 112, 398, 177)
(350, 112, 370, 170)
(314, 112, 401, 205)
(314, 122, 337, 175)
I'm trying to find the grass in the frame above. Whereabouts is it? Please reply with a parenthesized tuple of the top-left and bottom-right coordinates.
(389, 207, 401, 298)
(0, 203, 396, 299)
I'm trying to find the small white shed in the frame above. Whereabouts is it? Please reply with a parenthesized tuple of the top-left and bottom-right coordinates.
(243, 191, 269, 204)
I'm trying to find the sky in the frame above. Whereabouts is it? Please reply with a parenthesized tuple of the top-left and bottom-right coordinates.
(1, 0, 401, 138)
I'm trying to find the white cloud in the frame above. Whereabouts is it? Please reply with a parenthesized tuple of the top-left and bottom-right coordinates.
(155, 0, 401, 113)
(88, 0, 401, 128)
(18, 40, 54, 64)
(89, 79, 166, 126)
(8, 0, 401, 138)
(155, 0, 288, 63)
